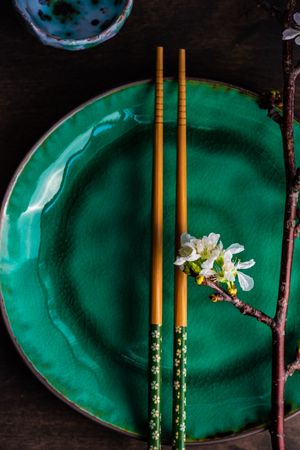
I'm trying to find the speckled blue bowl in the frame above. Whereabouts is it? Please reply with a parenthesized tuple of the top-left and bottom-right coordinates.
(14, 0, 133, 51)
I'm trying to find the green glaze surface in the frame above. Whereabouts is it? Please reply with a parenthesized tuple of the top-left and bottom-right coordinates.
(148, 324, 162, 449)
(1, 80, 300, 443)
(172, 326, 187, 450)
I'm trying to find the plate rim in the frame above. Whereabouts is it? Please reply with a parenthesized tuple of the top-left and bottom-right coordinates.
(1, 78, 299, 445)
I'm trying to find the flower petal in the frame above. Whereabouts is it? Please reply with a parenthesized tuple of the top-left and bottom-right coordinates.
(186, 253, 200, 262)
(282, 27, 300, 40)
(236, 259, 256, 269)
(201, 255, 217, 269)
(295, 35, 300, 45)
(174, 257, 186, 266)
(226, 243, 244, 254)
(224, 271, 236, 282)
(237, 271, 254, 291)
(294, 12, 300, 26)
(181, 233, 192, 245)
(200, 268, 215, 277)
(207, 233, 220, 246)
(223, 250, 233, 263)
(179, 243, 196, 258)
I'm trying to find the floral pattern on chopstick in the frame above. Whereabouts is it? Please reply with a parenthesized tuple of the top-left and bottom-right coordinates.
(172, 326, 187, 450)
(149, 324, 162, 450)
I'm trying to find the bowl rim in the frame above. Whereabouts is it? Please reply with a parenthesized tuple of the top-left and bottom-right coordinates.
(1, 78, 299, 445)
(13, 0, 133, 48)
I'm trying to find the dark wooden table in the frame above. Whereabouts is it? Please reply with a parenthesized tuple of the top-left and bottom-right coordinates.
(1, 1, 300, 448)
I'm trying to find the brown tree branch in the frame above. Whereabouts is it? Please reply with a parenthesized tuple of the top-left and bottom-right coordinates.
(270, 1, 298, 449)
(285, 346, 300, 381)
(203, 279, 276, 329)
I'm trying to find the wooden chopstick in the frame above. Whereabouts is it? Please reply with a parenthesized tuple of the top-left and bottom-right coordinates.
(172, 48, 187, 450)
(148, 46, 164, 450)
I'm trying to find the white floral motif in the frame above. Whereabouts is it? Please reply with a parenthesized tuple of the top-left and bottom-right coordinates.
(151, 366, 159, 375)
(151, 408, 159, 418)
(174, 358, 180, 367)
(153, 395, 160, 404)
(149, 419, 156, 430)
(174, 380, 180, 390)
(151, 342, 160, 351)
(152, 430, 160, 440)
(151, 330, 160, 339)
(152, 354, 161, 363)
(179, 423, 186, 432)
(151, 381, 159, 390)
(175, 326, 182, 333)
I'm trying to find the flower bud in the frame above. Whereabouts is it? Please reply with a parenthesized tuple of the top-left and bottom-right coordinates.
(228, 285, 237, 297)
(196, 275, 205, 285)
(209, 293, 223, 303)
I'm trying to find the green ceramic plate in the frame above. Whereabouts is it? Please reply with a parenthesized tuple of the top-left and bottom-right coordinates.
(1, 80, 300, 445)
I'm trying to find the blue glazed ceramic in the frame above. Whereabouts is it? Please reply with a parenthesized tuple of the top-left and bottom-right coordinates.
(14, 0, 133, 50)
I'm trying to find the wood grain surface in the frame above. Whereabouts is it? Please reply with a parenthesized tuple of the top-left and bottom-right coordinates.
(0, 0, 300, 448)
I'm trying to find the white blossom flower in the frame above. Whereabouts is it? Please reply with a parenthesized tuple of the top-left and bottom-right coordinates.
(200, 249, 255, 291)
(175, 232, 256, 292)
(283, 13, 300, 45)
(174, 232, 222, 266)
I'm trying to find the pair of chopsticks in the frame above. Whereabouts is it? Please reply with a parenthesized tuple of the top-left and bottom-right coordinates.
(149, 46, 187, 450)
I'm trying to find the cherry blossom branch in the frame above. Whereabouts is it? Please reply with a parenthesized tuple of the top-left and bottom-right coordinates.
(204, 279, 276, 329)
(285, 346, 300, 380)
(270, 1, 299, 449)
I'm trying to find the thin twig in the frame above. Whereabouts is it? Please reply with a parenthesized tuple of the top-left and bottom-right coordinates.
(204, 279, 276, 329)
(270, 1, 298, 449)
(285, 348, 300, 380)
(294, 62, 300, 79)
